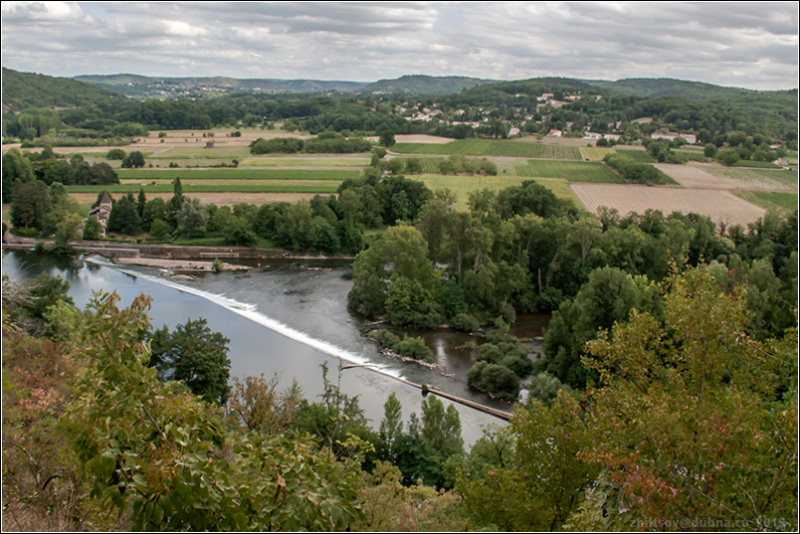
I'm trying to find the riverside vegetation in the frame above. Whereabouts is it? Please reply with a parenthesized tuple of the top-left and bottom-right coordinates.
(3, 258, 796, 530)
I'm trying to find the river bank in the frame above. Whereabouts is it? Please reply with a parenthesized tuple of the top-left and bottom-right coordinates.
(2, 232, 354, 270)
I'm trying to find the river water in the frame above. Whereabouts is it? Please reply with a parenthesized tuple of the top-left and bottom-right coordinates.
(2, 251, 547, 447)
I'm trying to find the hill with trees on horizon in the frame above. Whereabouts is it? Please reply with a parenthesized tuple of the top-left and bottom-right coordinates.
(72, 73, 368, 98)
(2, 67, 796, 147)
(1, 67, 130, 114)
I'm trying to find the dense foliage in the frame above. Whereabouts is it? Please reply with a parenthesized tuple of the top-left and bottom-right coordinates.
(4, 260, 795, 531)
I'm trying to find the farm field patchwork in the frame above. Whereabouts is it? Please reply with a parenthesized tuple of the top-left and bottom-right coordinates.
(653, 164, 739, 189)
(116, 168, 358, 181)
(515, 160, 624, 183)
(731, 160, 781, 169)
(69, 192, 320, 209)
(392, 157, 445, 173)
(616, 149, 657, 163)
(392, 139, 582, 160)
(581, 147, 616, 161)
(673, 149, 709, 162)
(734, 192, 798, 214)
(418, 174, 580, 210)
(699, 166, 798, 192)
(66, 181, 339, 194)
(239, 156, 369, 167)
(148, 146, 252, 159)
(571, 184, 767, 226)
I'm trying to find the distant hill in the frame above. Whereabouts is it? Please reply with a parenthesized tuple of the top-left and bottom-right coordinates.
(589, 77, 797, 108)
(361, 75, 494, 95)
(590, 77, 798, 135)
(75, 73, 493, 97)
(2, 67, 129, 113)
(442, 77, 604, 108)
(74, 74, 368, 97)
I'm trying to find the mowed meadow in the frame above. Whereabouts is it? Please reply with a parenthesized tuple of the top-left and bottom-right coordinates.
(16, 128, 796, 222)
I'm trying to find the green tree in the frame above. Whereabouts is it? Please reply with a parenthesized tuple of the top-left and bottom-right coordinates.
(53, 213, 82, 253)
(106, 148, 126, 160)
(10, 179, 50, 230)
(137, 187, 146, 219)
(580, 266, 797, 528)
(107, 193, 142, 235)
(149, 318, 231, 405)
(177, 197, 208, 238)
(543, 266, 660, 389)
(458, 392, 595, 531)
(148, 219, 172, 241)
(82, 215, 103, 240)
(378, 392, 404, 463)
(121, 150, 145, 169)
(716, 148, 740, 166)
(20, 272, 75, 321)
(165, 177, 184, 228)
(292, 362, 374, 459)
(378, 130, 396, 148)
(141, 197, 166, 231)
(348, 224, 441, 320)
(224, 215, 257, 247)
(2, 149, 34, 202)
(120, 150, 145, 168)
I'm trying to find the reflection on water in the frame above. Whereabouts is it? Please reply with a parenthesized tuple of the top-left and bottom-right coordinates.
(1, 251, 551, 447)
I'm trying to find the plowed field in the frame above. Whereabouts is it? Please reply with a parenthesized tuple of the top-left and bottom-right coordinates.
(571, 184, 767, 226)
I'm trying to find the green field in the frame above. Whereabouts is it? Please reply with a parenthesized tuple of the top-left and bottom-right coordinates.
(735, 192, 798, 213)
(240, 156, 369, 167)
(732, 160, 781, 169)
(66, 182, 339, 194)
(705, 167, 798, 191)
(116, 168, 359, 181)
(581, 147, 616, 161)
(417, 174, 580, 210)
(515, 160, 624, 183)
(616, 149, 656, 163)
(393, 157, 445, 173)
(674, 150, 709, 162)
(150, 146, 252, 159)
(393, 139, 582, 160)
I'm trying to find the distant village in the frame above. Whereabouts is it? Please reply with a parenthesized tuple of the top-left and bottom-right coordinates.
(396, 91, 699, 145)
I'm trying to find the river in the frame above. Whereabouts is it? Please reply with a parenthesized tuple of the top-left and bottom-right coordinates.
(2, 251, 549, 447)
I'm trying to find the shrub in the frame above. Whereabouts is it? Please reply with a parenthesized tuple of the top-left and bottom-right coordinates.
(368, 329, 400, 351)
(467, 361, 520, 401)
(106, 148, 126, 160)
(450, 313, 480, 333)
(396, 335, 433, 362)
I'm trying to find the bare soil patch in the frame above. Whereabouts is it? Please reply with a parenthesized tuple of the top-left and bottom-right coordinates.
(653, 163, 738, 189)
(571, 184, 767, 226)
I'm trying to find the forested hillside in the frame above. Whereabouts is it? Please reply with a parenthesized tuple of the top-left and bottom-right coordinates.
(363, 75, 494, 95)
(1, 67, 129, 114)
(2, 68, 797, 147)
(74, 74, 367, 98)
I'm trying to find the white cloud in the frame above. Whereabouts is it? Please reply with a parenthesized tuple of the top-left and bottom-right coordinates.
(0, 1, 796, 89)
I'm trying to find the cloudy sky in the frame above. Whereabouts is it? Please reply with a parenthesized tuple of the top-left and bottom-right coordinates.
(2, 1, 797, 90)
